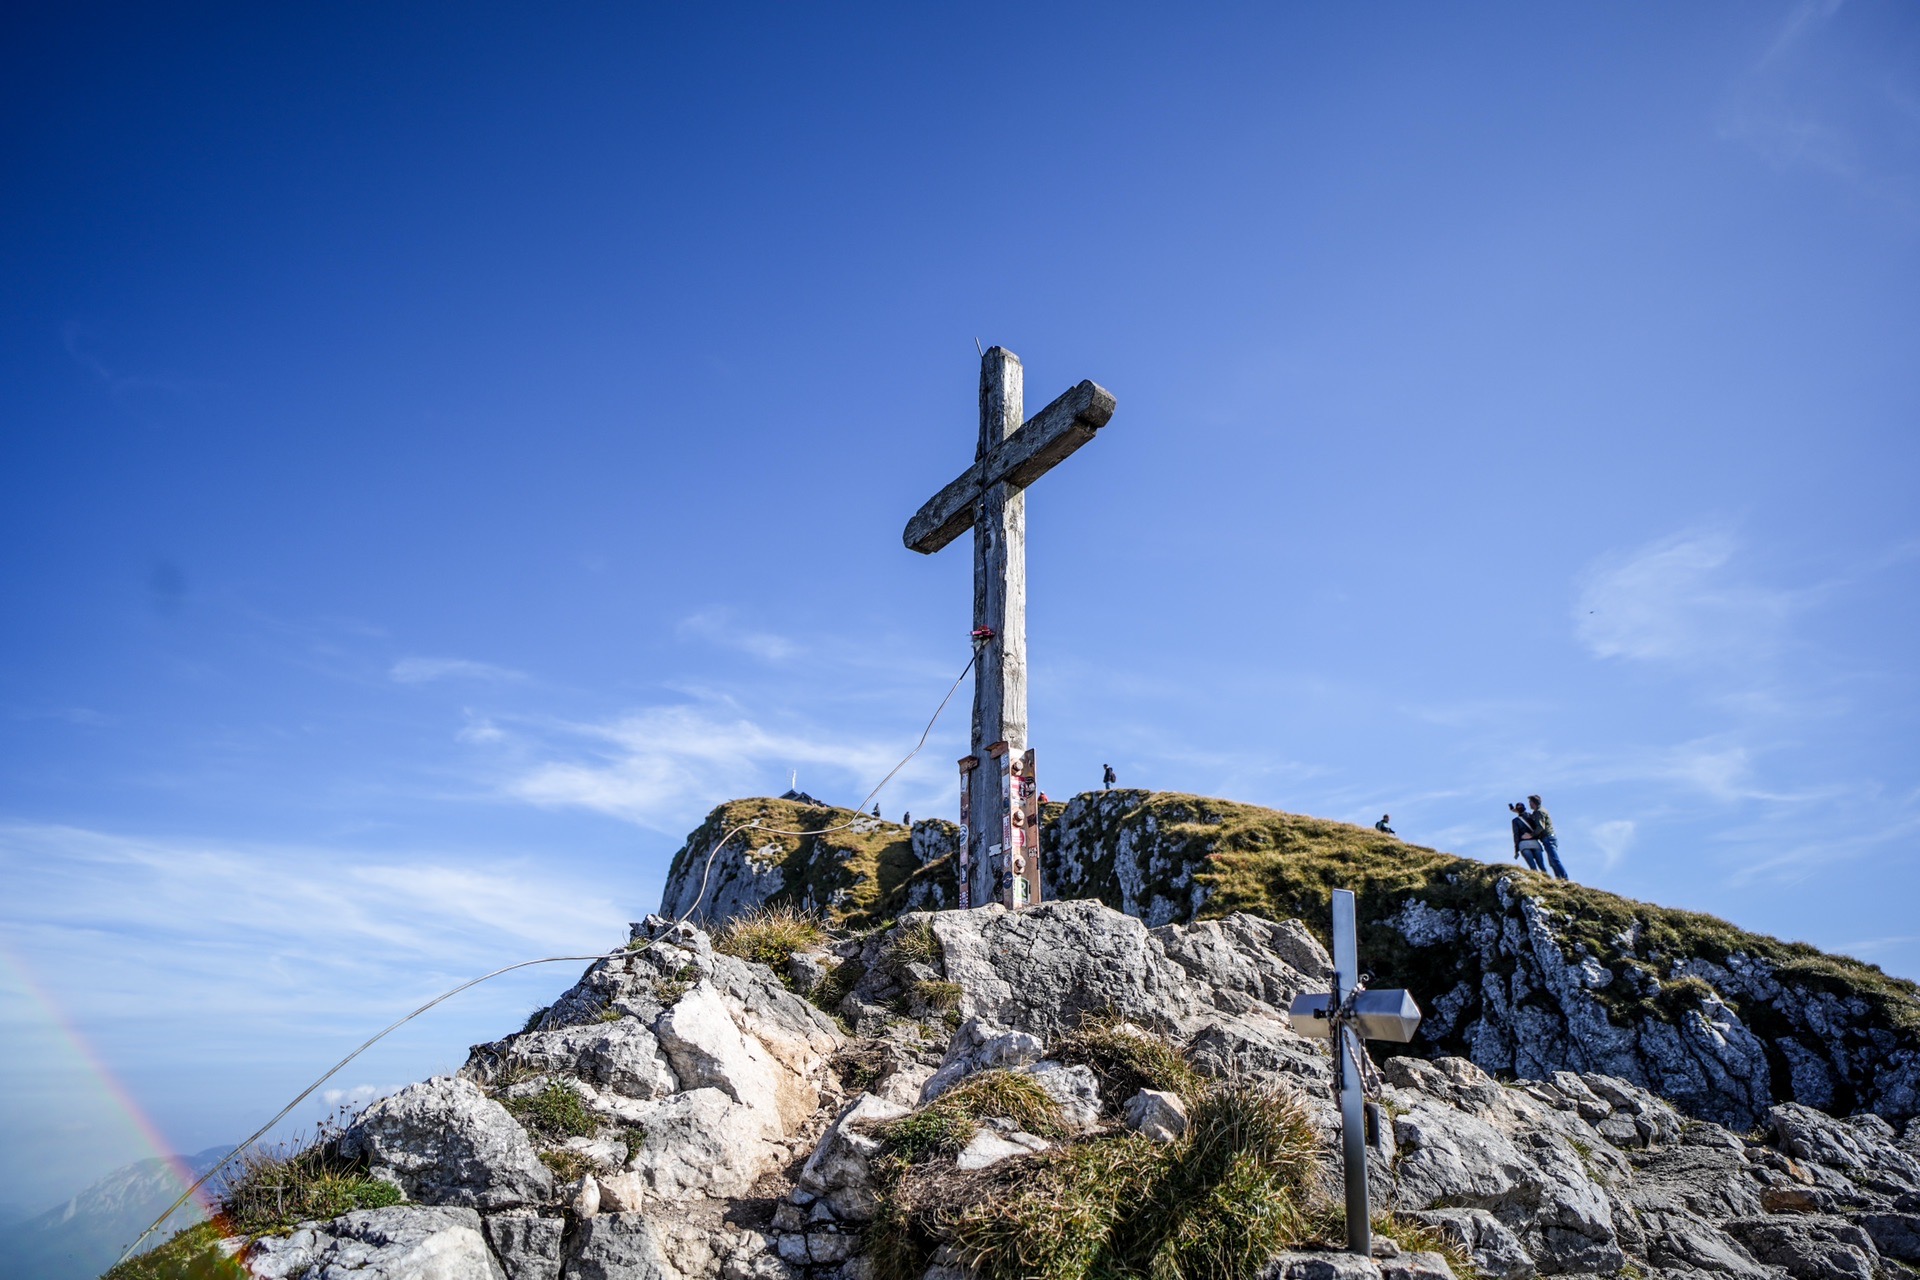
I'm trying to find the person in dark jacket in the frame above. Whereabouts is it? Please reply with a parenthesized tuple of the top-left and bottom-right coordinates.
(1510, 803, 1546, 872)
(1102, 763, 1117, 790)
(1528, 795, 1568, 879)
(1375, 814, 1395, 834)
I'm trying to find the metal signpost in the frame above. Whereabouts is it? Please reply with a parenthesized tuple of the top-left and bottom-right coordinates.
(1287, 889, 1423, 1254)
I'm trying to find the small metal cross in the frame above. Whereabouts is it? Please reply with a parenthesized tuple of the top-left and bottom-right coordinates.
(1287, 888, 1423, 1255)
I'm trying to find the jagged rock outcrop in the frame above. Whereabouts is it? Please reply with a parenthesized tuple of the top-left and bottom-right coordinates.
(245, 1206, 505, 1280)
(163, 793, 1920, 1280)
(655, 799, 960, 927)
(836, 900, 1331, 1078)
(659, 791, 1920, 1130)
(341, 1077, 554, 1210)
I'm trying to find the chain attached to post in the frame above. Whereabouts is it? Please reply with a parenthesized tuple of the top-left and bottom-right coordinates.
(1325, 970, 1386, 1101)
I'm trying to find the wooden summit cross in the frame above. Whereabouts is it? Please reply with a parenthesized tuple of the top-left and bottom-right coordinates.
(904, 347, 1116, 911)
(1288, 889, 1423, 1255)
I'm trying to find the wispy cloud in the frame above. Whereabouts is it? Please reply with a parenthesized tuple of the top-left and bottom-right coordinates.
(1574, 528, 1805, 667)
(676, 610, 798, 663)
(61, 324, 218, 398)
(1589, 819, 1636, 872)
(1714, 0, 1920, 210)
(0, 823, 629, 1021)
(389, 657, 527, 685)
(504, 703, 922, 831)
(320, 1084, 399, 1110)
(1758, 0, 1845, 73)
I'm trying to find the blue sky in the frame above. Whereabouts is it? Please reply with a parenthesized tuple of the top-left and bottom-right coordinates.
(3, 2, 1917, 1209)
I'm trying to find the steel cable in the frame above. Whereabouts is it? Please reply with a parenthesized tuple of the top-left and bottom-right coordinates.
(117, 647, 979, 1264)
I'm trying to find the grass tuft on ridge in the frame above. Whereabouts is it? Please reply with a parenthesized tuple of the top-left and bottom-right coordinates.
(713, 903, 827, 968)
(1051, 1016, 1205, 1110)
(875, 1078, 1318, 1280)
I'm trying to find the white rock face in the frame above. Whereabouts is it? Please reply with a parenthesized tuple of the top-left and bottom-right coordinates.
(656, 983, 807, 1135)
(565, 1212, 671, 1280)
(954, 1127, 1051, 1170)
(919, 1018, 1045, 1102)
(1027, 1060, 1103, 1131)
(621, 1086, 773, 1200)
(503, 1020, 679, 1100)
(1123, 1088, 1189, 1142)
(480, 1215, 563, 1280)
(245, 1206, 505, 1280)
(846, 900, 1330, 1046)
(597, 1170, 647, 1213)
(239, 842, 1920, 1280)
(797, 1092, 911, 1221)
(341, 1077, 552, 1210)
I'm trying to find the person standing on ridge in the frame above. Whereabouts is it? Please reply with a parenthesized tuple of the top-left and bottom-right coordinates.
(1528, 795, 1568, 879)
(902, 811, 911, 827)
(1375, 814, 1395, 834)
(1102, 763, 1117, 791)
(1511, 802, 1546, 872)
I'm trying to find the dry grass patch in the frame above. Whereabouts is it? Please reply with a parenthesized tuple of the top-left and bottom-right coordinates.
(1051, 1017, 1205, 1110)
(713, 903, 827, 968)
(877, 1069, 1069, 1167)
(874, 1077, 1321, 1280)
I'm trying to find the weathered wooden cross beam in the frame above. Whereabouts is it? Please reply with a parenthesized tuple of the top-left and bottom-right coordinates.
(905, 347, 1116, 909)
(1288, 889, 1423, 1255)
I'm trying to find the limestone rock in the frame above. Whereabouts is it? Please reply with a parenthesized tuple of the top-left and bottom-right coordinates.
(1259, 1252, 1399, 1280)
(340, 1076, 552, 1210)
(484, 1021, 679, 1100)
(621, 1086, 773, 1200)
(1768, 1103, 1920, 1191)
(858, 899, 1327, 1047)
(656, 984, 811, 1135)
(797, 1092, 911, 1222)
(918, 1018, 1044, 1102)
(1026, 1060, 1102, 1131)
(598, 1170, 647, 1213)
(245, 1206, 505, 1280)
(1852, 1211, 1920, 1264)
(565, 1212, 670, 1280)
(1383, 1055, 1624, 1274)
(953, 1127, 1051, 1170)
(1399, 1209, 1532, 1280)
(1723, 1214, 1879, 1280)
(1378, 1253, 1458, 1280)
(1122, 1089, 1190, 1143)
(482, 1215, 564, 1280)
(1188, 1012, 1329, 1086)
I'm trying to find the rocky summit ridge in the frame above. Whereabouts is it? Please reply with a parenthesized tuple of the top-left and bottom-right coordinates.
(116, 790, 1920, 1280)
(664, 791, 1920, 1131)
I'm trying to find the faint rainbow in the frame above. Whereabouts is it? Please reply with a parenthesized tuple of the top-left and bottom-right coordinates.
(0, 941, 226, 1222)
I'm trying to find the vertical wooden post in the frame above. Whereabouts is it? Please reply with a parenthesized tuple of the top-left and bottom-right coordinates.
(956, 755, 977, 909)
(986, 740, 1012, 906)
(968, 347, 1025, 909)
(1019, 748, 1042, 906)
